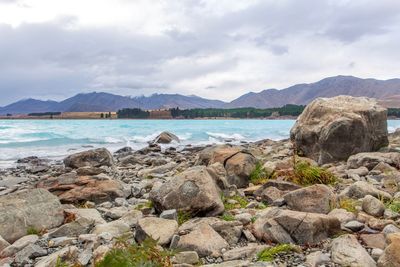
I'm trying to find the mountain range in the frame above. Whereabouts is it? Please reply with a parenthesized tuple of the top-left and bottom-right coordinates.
(2, 75, 400, 115)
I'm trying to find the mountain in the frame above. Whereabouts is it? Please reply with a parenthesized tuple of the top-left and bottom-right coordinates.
(226, 75, 400, 108)
(2, 75, 400, 115)
(0, 92, 226, 114)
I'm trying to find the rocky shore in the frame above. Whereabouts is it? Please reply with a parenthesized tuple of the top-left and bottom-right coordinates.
(1, 96, 400, 267)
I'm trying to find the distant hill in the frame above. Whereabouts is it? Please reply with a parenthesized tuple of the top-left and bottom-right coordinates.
(1, 75, 400, 114)
(226, 76, 400, 108)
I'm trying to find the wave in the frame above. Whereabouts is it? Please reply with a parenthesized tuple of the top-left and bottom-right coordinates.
(206, 132, 246, 141)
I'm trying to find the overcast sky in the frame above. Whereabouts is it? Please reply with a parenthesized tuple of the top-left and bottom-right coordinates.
(0, 0, 400, 105)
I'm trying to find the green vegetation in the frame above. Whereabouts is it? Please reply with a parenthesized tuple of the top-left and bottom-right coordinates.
(95, 237, 173, 267)
(135, 201, 154, 211)
(221, 213, 235, 221)
(388, 108, 400, 118)
(257, 244, 298, 262)
(170, 105, 305, 118)
(250, 216, 257, 223)
(26, 226, 40, 235)
(28, 112, 61, 117)
(222, 194, 249, 210)
(285, 161, 337, 186)
(177, 210, 192, 226)
(338, 198, 358, 213)
(250, 162, 272, 185)
(385, 200, 400, 213)
(117, 108, 150, 119)
(55, 257, 69, 267)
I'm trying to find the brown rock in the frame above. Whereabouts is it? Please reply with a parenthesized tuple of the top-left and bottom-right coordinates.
(64, 148, 113, 169)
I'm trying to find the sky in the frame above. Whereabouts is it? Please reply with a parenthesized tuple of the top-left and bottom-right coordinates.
(0, 0, 400, 106)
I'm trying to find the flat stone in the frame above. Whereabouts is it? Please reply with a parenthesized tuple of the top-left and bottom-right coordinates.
(135, 217, 178, 246)
(344, 221, 365, 232)
(362, 195, 385, 217)
(0, 235, 39, 258)
(360, 233, 386, 250)
(172, 251, 199, 265)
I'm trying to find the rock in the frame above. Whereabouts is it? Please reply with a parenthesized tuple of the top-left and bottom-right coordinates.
(224, 152, 257, 188)
(328, 208, 356, 223)
(135, 217, 178, 246)
(360, 233, 386, 250)
(48, 237, 77, 248)
(344, 220, 365, 232)
(372, 248, 384, 261)
(0, 236, 10, 253)
(255, 180, 301, 192)
(92, 220, 131, 238)
(378, 233, 400, 267)
(253, 208, 340, 244)
(35, 246, 78, 267)
(14, 244, 47, 265)
(153, 131, 180, 144)
(290, 96, 388, 164)
(160, 209, 178, 221)
(331, 234, 376, 267)
(64, 208, 106, 225)
(340, 181, 392, 201)
(93, 245, 110, 263)
(48, 217, 94, 238)
(37, 173, 126, 204)
(222, 244, 267, 261)
(283, 184, 335, 214)
(305, 251, 331, 267)
(347, 152, 400, 170)
(103, 206, 129, 219)
(0, 235, 38, 258)
(362, 195, 385, 217)
(150, 166, 224, 216)
(172, 251, 199, 265)
(177, 224, 229, 257)
(256, 186, 285, 205)
(196, 145, 241, 166)
(77, 247, 93, 266)
(64, 148, 113, 168)
(382, 224, 400, 236)
(0, 189, 64, 243)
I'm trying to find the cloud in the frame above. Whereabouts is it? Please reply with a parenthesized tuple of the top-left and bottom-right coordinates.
(0, 0, 400, 105)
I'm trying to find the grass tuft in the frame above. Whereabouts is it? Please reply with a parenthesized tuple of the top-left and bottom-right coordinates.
(220, 213, 235, 221)
(27, 226, 40, 235)
(283, 161, 337, 186)
(177, 210, 192, 226)
(221, 194, 249, 210)
(257, 244, 297, 262)
(385, 200, 400, 213)
(250, 162, 271, 185)
(338, 198, 358, 213)
(95, 237, 174, 267)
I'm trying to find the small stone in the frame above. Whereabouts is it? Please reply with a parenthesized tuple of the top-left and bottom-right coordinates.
(362, 195, 385, 217)
(172, 251, 199, 265)
(160, 209, 178, 221)
(344, 220, 365, 232)
(371, 248, 383, 261)
(383, 224, 400, 236)
(14, 244, 47, 265)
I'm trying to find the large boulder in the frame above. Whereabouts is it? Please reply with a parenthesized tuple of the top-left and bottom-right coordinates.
(347, 152, 400, 170)
(36, 172, 126, 204)
(283, 184, 336, 214)
(150, 166, 224, 216)
(252, 208, 340, 245)
(64, 148, 113, 169)
(0, 189, 64, 243)
(153, 131, 180, 144)
(290, 96, 388, 164)
(196, 145, 257, 188)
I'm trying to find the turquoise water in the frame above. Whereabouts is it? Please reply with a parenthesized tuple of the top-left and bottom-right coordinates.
(0, 119, 399, 167)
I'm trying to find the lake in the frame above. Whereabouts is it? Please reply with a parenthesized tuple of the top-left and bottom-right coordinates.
(1, 119, 399, 168)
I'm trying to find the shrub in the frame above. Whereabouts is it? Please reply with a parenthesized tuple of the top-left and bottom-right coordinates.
(250, 162, 271, 185)
(55, 257, 69, 267)
(285, 161, 337, 186)
(95, 237, 173, 267)
(257, 244, 298, 262)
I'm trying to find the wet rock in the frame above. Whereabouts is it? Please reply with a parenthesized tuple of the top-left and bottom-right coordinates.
(362, 195, 385, 217)
(135, 217, 178, 246)
(291, 96, 388, 164)
(153, 131, 180, 144)
(64, 148, 113, 168)
(0, 188, 64, 243)
(150, 166, 224, 216)
(283, 184, 335, 214)
(331, 234, 376, 267)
